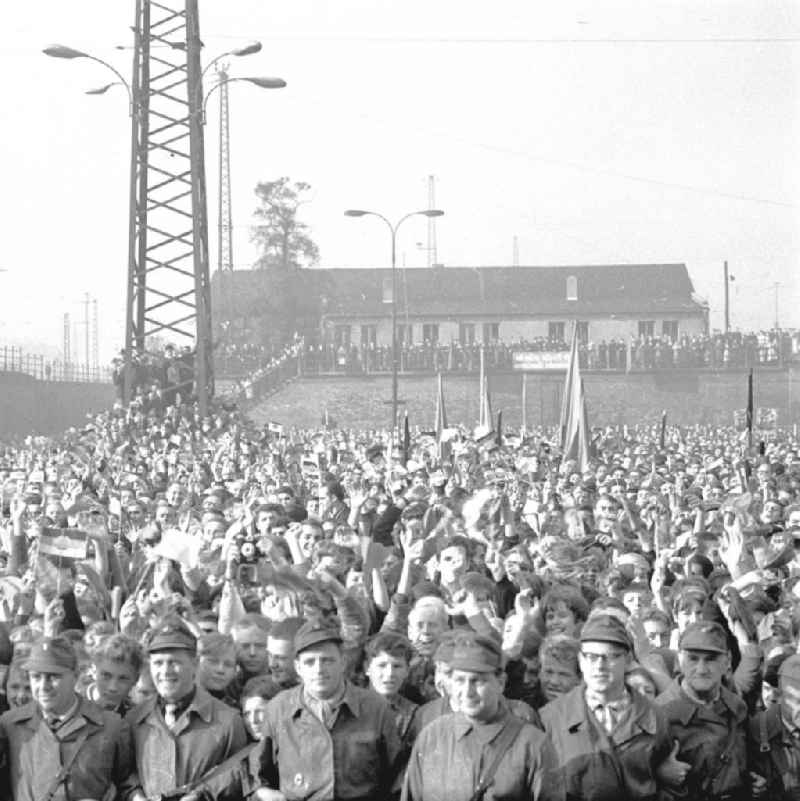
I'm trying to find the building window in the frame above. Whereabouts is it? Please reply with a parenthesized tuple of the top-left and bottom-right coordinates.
(662, 320, 678, 341)
(360, 325, 376, 348)
(548, 321, 565, 343)
(459, 323, 476, 345)
(575, 321, 589, 344)
(422, 323, 439, 344)
(566, 275, 578, 301)
(333, 325, 351, 348)
(397, 324, 413, 345)
(638, 320, 655, 338)
(482, 322, 500, 342)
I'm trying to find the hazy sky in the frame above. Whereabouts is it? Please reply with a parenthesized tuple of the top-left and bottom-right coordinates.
(4, 1, 799, 360)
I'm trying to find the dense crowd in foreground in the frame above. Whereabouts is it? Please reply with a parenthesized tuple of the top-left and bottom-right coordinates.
(1, 389, 800, 800)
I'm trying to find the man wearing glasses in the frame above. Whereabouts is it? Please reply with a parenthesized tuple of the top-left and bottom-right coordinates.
(540, 613, 674, 800)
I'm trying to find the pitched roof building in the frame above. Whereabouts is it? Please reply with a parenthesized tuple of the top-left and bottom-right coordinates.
(212, 263, 708, 347)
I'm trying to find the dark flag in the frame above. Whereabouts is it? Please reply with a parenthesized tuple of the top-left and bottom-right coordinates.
(659, 410, 667, 450)
(496, 411, 503, 447)
(746, 368, 754, 448)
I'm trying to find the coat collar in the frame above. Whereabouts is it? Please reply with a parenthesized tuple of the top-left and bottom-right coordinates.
(562, 684, 658, 737)
(288, 682, 361, 720)
(130, 684, 215, 726)
(453, 706, 512, 743)
(660, 677, 746, 726)
(10, 695, 106, 732)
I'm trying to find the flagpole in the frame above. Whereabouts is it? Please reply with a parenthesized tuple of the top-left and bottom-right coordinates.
(746, 368, 754, 450)
(479, 345, 485, 426)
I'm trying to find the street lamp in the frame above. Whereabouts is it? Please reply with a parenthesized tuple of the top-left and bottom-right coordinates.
(201, 41, 263, 79)
(202, 76, 286, 123)
(43, 44, 133, 114)
(344, 208, 445, 437)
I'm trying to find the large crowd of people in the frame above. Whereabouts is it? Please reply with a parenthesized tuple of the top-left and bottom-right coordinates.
(214, 328, 798, 379)
(1, 365, 800, 800)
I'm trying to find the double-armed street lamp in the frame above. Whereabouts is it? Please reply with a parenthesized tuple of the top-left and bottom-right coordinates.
(344, 208, 445, 438)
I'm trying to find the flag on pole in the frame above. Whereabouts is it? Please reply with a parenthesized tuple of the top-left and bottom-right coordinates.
(480, 374, 493, 431)
(521, 374, 528, 436)
(559, 329, 578, 445)
(560, 324, 591, 471)
(402, 411, 411, 466)
(39, 527, 88, 560)
(435, 372, 448, 437)
(746, 368, 754, 448)
(496, 411, 503, 447)
(659, 410, 667, 450)
(478, 345, 486, 426)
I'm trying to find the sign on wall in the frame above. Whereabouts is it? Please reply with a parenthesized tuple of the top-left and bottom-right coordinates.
(512, 351, 571, 371)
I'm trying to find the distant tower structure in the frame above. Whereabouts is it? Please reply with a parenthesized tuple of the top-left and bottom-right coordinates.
(427, 175, 438, 267)
(63, 313, 71, 363)
(512, 235, 519, 267)
(216, 63, 233, 275)
(91, 298, 99, 367)
(124, 0, 213, 412)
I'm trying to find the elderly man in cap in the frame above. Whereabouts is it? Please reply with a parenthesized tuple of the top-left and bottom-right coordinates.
(656, 620, 750, 801)
(747, 653, 800, 799)
(0, 635, 134, 801)
(403, 632, 561, 801)
(251, 620, 402, 801)
(123, 616, 247, 801)
(540, 614, 674, 801)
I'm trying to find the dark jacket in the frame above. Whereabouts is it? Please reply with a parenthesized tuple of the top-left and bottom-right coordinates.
(656, 678, 749, 801)
(255, 681, 403, 801)
(0, 695, 134, 801)
(540, 684, 672, 801)
(747, 703, 800, 801)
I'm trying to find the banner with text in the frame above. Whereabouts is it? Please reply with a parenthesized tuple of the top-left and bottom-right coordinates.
(512, 351, 571, 371)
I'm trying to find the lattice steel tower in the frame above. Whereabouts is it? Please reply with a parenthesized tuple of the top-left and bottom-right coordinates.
(124, 0, 213, 412)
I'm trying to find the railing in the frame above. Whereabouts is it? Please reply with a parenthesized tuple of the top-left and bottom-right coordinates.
(0, 346, 112, 383)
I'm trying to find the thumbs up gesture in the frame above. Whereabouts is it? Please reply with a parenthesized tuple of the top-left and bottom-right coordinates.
(655, 741, 691, 788)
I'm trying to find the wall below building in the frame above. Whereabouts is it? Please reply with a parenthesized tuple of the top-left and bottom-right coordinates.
(249, 366, 800, 431)
(0, 372, 116, 440)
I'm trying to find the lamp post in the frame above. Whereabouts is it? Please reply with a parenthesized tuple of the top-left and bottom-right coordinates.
(43, 44, 133, 114)
(202, 76, 286, 123)
(344, 208, 445, 437)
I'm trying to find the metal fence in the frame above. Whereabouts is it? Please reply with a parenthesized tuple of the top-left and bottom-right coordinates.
(0, 346, 112, 384)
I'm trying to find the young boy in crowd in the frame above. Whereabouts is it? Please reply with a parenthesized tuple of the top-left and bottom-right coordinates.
(86, 632, 142, 716)
(197, 632, 239, 707)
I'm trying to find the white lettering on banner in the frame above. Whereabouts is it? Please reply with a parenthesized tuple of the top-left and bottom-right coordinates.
(512, 351, 571, 371)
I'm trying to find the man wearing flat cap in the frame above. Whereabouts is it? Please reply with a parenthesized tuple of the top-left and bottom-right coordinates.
(747, 653, 800, 800)
(540, 613, 675, 801)
(251, 620, 402, 801)
(123, 616, 247, 801)
(0, 635, 134, 801)
(656, 620, 751, 801)
(403, 632, 562, 801)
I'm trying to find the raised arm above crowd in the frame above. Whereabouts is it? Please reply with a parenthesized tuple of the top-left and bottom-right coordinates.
(1, 387, 800, 800)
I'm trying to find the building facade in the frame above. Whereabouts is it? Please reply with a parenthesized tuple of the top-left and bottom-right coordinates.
(313, 263, 708, 349)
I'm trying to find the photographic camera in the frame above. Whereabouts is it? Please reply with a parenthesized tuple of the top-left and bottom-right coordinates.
(234, 533, 259, 564)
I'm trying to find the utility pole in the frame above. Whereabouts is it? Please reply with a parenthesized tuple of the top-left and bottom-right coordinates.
(124, 0, 213, 413)
(217, 62, 233, 333)
(723, 261, 730, 333)
(427, 175, 438, 267)
(91, 298, 99, 367)
(63, 313, 71, 363)
(84, 292, 90, 366)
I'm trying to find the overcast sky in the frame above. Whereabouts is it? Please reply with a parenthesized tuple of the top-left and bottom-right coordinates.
(4, 1, 798, 360)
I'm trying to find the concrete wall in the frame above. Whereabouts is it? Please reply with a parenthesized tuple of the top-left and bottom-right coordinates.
(0, 372, 116, 440)
(249, 366, 800, 431)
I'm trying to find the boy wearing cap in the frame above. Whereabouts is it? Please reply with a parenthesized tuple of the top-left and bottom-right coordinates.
(656, 620, 751, 801)
(123, 616, 247, 801)
(251, 620, 402, 801)
(0, 635, 134, 801)
(540, 613, 674, 801)
(403, 632, 561, 801)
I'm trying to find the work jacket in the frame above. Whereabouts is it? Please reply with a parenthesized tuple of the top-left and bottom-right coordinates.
(540, 683, 672, 801)
(122, 684, 247, 799)
(656, 678, 749, 801)
(402, 707, 563, 801)
(255, 682, 403, 801)
(0, 696, 134, 801)
(748, 704, 800, 801)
